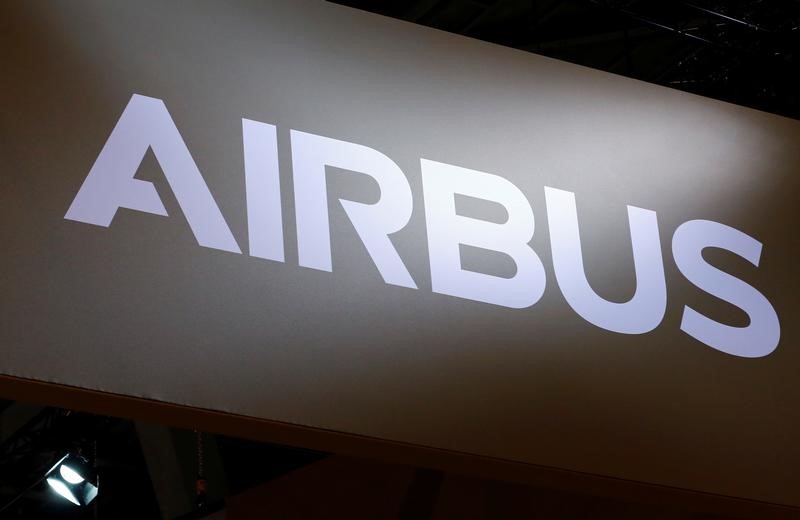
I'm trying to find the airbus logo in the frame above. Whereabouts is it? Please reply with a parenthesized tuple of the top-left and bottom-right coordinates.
(65, 94, 780, 358)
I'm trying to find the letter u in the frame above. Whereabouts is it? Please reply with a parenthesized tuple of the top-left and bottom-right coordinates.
(544, 187, 666, 334)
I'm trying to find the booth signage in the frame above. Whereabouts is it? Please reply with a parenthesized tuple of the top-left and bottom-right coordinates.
(2, 0, 799, 508)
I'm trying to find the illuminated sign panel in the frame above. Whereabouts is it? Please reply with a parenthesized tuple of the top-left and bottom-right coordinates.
(2, 0, 799, 508)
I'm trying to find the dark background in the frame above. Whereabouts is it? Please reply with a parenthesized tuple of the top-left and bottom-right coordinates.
(331, 0, 800, 120)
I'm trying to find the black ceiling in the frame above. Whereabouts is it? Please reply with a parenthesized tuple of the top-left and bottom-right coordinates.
(329, 0, 800, 120)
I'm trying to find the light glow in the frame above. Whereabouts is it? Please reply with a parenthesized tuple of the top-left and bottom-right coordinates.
(59, 465, 85, 485)
(46, 478, 80, 506)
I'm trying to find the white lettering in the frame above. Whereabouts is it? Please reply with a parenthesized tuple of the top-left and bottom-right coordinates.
(421, 159, 546, 309)
(545, 187, 666, 334)
(64, 94, 782, 358)
(672, 220, 779, 357)
(243, 119, 284, 261)
(290, 130, 416, 289)
(65, 94, 240, 253)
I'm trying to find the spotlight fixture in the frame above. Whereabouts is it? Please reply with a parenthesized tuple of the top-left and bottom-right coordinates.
(44, 453, 99, 506)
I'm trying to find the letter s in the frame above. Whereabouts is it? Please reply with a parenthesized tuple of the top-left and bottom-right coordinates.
(672, 220, 779, 357)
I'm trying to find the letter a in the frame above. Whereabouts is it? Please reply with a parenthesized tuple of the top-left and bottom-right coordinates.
(65, 94, 241, 253)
